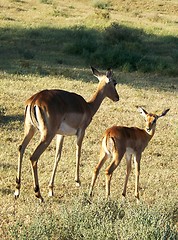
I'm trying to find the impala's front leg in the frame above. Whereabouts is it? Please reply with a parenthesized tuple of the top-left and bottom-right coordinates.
(48, 135, 64, 197)
(134, 154, 141, 203)
(75, 130, 85, 186)
(122, 153, 132, 200)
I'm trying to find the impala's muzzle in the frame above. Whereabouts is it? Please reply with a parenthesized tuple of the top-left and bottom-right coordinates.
(146, 127, 152, 132)
(115, 95, 119, 102)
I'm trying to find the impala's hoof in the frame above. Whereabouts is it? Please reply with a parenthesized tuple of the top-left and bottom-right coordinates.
(14, 189, 20, 199)
(39, 197, 44, 203)
(75, 180, 81, 187)
(48, 190, 54, 197)
(35, 195, 44, 203)
(89, 189, 93, 197)
(121, 195, 126, 203)
(136, 198, 140, 204)
(48, 186, 54, 197)
(118, 209, 125, 219)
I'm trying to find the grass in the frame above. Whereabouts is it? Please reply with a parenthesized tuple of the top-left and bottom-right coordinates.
(92, 0, 111, 10)
(0, 0, 178, 239)
(0, 24, 177, 76)
(6, 198, 177, 240)
(0, 1, 178, 76)
(1, 68, 177, 240)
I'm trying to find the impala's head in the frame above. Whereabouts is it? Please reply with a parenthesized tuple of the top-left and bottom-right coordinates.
(138, 107, 170, 133)
(91, 66, 119, 102)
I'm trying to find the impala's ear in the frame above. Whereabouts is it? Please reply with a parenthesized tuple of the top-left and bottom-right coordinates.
(106, 68, 113, 79)
(158, 108, 170, 118)
(137, 107, 148, 118)
(91, 66, 101, 78)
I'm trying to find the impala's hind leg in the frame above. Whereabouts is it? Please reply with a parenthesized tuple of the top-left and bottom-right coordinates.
(15, 125, 35, 199)
(105, 151, 124, 197)
(30, 132, 55, 202)
(89, 149, 109, 197)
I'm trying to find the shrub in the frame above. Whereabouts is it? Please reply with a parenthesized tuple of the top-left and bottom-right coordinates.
(8, 197, 177, 240)
(93, 0, 111, 9)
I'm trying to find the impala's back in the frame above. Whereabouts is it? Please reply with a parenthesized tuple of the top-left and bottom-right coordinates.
(25, 89, 91, 135)
(103, 125, 151, 156)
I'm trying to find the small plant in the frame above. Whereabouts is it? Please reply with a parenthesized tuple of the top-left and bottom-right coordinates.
(40, 0, 52, 4)
(93, 0, 111, 9)
(11, 0, 24, 2)
(95, 9, 110, 19)
(53, 9, 69, 17)
(0, 106, 6, 116)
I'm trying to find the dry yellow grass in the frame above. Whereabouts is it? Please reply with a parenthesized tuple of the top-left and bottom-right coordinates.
(0, 70, 177, 238)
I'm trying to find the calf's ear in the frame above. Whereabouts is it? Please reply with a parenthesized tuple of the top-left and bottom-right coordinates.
(137, 107, 148, 118)
(158, 108, 170, 118)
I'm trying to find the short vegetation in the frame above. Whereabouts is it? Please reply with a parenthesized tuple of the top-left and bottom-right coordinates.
(8, 198, 177, 240)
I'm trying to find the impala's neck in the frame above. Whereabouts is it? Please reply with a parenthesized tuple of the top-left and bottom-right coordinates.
(88, 82, 106, 117)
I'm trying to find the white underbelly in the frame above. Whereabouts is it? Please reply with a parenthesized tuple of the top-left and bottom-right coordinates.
(57, 122, 77, 136)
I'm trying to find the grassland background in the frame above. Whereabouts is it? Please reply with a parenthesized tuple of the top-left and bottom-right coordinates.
(0, 0, 178, 239)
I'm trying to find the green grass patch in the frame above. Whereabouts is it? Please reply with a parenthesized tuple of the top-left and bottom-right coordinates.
(93, 0, 111, 10)
(7, 198, 177, 240)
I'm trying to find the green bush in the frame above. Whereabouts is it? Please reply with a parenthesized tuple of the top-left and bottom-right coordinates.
(1, 24, 177, 76)
(93, 0, 111, 9)
(8, 197, 177, 240)
(61, 23, 178, 75)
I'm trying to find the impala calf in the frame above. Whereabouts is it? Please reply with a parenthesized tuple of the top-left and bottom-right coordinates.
(89, 107, 169, 202)
(14, 67, 119, 202)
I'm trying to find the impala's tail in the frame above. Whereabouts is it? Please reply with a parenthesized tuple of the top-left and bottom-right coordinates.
(25, 102, 47, 131)
(102, 133, 115, 156)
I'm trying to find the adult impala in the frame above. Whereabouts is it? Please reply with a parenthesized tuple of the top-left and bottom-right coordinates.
(89, 107, 169, 202)
(14, 67, 119, 202)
